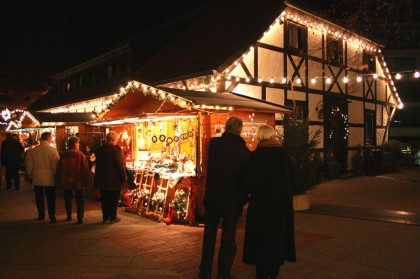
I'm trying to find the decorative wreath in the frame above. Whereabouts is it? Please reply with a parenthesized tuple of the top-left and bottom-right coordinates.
(166, 137, 173, 144)
(159, 135, 166, 142)
(151, 136, 158, 143)
(180, 133, 188, 140)
(174, 136, 180, 142)
(187, 131, 194, 138)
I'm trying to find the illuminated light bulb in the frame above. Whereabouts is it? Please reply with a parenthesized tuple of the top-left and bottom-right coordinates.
(258, 77, 263, 83)
(217, 76, 221, 80)
(250, 46, 254, 51)
(215, 105, 220, 110)
(326, 77, 332, 84)
(398, 103, 404, 109)
(383, 62, 387, 67)
(311, 78, 316, 84)
(356, 76, 362, 83)
(395, 73, 402, 80)
(236, 76, 240, 82)
(225, 69, 229, 73)
(414, 71, 420, 78)
(282, 77, 287, 84)
(227, 75, 231, 80)
(246, 77, 250, 82)
(170, 96, 175, 101)
(228, 107, 233, 111)
(270, 77, 274, 83)
(373, 73, 378, 79)
(343, 76, 349, 83)
(296, 78, 301, 84)
(190, 84, 195, 89)
(120, 87, 125, 93)
(234, 61, 238, 65)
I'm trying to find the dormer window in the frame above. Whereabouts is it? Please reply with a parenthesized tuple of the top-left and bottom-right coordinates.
(287, 22, 307, 51)
(326, 36, 343, 65)
(363, 51, 376, 73)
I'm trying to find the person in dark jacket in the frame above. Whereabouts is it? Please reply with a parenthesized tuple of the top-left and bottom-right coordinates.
(243, 125, 296, 279)
(199, 116, 251, 279)
(55, 136, 90, 224)
(93, 131, 127, 224)
(1, 133, 24, 190)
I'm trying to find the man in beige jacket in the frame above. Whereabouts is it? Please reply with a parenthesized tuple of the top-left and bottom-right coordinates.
(26, 132, 60, 223)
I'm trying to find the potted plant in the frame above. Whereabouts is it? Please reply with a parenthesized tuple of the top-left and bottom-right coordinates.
(324, 148, 340, 179)
(381, 140, 403, 172)
(351, 145, 364, 176)
(280, 113, 323, 210)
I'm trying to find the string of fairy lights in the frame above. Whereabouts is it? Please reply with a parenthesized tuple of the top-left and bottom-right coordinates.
(1, 4, 417, 128)
(0, 109, 40, 131)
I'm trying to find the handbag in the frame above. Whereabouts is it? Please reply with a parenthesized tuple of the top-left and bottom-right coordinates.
(126, 168, 137, 190)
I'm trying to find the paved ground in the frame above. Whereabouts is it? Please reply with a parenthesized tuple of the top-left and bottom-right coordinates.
(0, 165, 419, 279)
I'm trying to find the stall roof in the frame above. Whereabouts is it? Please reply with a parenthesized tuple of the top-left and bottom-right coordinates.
(31, 112, 96, 123)
(97, 83, 292, 121)
(157, 87, 292, 113)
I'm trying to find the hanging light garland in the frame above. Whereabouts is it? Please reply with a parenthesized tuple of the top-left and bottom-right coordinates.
(328, 107, 349, 141)
(0, 109, 40, 131)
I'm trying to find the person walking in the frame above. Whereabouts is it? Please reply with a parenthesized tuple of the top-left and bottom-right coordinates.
(93, 131, 127, 224)
(199, 116, 251, 279)
(243, 125, 296, 279)
(1, 133, 24, 190)
(25, 132, 60, 223)
(55, 136, 90, 224)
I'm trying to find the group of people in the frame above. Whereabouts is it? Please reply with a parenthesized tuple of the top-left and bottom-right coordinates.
(199, 116, 296, 279)
(1, 131, 127, 225)
(2, 117, 294, 278)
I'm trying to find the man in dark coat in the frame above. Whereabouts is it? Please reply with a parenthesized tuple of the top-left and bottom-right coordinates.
(199, 116, 251, 279)
(1, 133, 24, 190)
(93, 131, 127, 224)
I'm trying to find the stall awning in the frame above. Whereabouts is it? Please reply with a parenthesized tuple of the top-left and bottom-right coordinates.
(31, 112, 96, 124)
(158, 87, 292, 113)
(97, 82, 292, 121)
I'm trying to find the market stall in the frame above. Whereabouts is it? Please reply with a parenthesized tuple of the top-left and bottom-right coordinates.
(91, 81, 291, 223)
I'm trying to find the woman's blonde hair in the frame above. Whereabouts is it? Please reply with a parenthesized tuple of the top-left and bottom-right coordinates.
(256, 125, 276, 141)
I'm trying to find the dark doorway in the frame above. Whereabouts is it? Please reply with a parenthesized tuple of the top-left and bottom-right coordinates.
(324, 97, 348, 173)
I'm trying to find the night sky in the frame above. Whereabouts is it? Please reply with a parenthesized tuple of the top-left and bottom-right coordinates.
(1, 0, 211, 77)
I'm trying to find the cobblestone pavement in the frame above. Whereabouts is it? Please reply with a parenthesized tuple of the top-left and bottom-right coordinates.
(0, 166, 419, 278)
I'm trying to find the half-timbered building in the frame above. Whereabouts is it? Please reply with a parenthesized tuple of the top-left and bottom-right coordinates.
(29, 0, 403, 172)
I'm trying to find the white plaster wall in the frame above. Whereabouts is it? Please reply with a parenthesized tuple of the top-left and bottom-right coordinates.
(377, 128, 385, 145)
(266, 87, 285, 105)
(230, 64, 248, 79)
(259, 22, 284, 47)
(258, 48, 284, 81)
(287, 90, 306, 101)
(347, 71, 363, 98)
(307, 29, 323, 59)
(348, 126, 364, 147)
(383, 107, 389, 126)
(275, 125, 284, 138)
(348, 100, 364, 124)
(232, 83, 262, 99)
(364, 78, 375, 101)
(308, 93, 323, 122)
(376, 79, 386, 102)
(243, 50, 254, 78)
(286, 55, 304, 82)
(325, 65, 343, 94)
(308, 60, 323, 91)
(347, 44, 363, 70)
(365, 102, 375, 110)
(376, 105, 382, 126)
